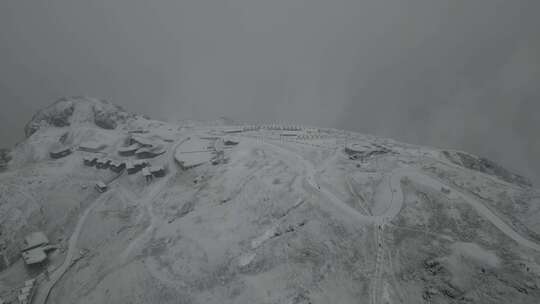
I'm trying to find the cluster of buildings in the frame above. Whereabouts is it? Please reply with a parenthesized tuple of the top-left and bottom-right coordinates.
(83, 157, 126, 173)
(83, 156, 165, 179)
(78, 132, 169, 183)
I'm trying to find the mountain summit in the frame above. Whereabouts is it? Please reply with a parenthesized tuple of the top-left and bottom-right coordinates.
(0, 98, 539, 304)
(24, 97, 133, 138)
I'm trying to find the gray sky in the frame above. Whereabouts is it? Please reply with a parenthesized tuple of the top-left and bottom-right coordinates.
(1, 0, 539, 183)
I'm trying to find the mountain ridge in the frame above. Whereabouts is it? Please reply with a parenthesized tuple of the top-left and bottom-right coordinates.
(0, 97, 539, 304)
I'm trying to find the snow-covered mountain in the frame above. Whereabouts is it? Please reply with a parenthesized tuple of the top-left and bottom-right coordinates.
(1, 97, 539, 304)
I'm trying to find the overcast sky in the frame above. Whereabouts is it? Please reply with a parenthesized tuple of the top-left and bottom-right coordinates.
(1, 0, 539, 183)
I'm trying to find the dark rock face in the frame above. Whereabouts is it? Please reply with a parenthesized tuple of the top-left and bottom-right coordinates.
(93, 108, 118, 129)
(25, 100, 75, 137)
(0, 148, 11, 171)
(443, 150, 532, 187)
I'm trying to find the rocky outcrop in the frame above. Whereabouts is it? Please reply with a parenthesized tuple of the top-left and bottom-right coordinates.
(25, 100, 74, 137)
(92, 103, 130, 130)
(0, 148, 11, 171)
(442, 150, 532, 187)
(24, 96, 133, 137)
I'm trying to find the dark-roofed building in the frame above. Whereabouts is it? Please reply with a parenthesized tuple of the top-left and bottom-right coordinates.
(149, 165, 166, 177)
(109, 161, 126, 173)
(83, 157, 98, 167)
(223, 137, 239, 146)
(50, 147, 72, 159)
(95, 158, 111, 169)
(127, 160, 148, 174)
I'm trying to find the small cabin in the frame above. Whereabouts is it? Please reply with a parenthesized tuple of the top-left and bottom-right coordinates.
(83, 157, 98, 167)
(109, 161, 126, 173)
(142, 168, 153, 182)
(223, 128, 243, 134)
(127, 160, 147, 174)
(50, 147, 72, 159)
(280, 131, 298, 138)
(223, 137, 239, 146)
(95, 181, 107, 193)
(95, 158, 111, 169)
(149, 165, 166, 178)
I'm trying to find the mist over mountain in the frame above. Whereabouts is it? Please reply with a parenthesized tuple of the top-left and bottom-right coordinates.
(1, 0, 539, 185)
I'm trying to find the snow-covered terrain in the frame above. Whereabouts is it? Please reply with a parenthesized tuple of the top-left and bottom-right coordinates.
(1, 97, 539, 303)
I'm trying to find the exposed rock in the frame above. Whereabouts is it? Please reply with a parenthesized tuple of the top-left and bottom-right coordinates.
(24, 96, 133, 137)
(0, 148, 10, 171)
(442, 150, 532, 187)
(25, 100, 74, 137)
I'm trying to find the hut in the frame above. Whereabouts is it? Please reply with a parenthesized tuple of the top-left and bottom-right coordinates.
(95, 181, 107, 193)
(280, 131, 298, 138)
(109, 161, 126, 173)
(83, 157, 98, 167)
(50, 147, 72, 159)
(223, 128, 243, 134)
(142, 168, 153, 183)
(223, 137, 239, 146)
(149, 165, 166, 177)
(127, 160, 147, 174)
(95, 158, 110, 169)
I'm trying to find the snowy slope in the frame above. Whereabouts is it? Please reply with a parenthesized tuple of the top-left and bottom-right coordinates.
(1, 97, 539, 304)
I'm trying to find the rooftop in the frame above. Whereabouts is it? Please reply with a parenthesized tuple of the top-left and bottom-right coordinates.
(22, 232, 49, 251)
(79, 141, 107, 150)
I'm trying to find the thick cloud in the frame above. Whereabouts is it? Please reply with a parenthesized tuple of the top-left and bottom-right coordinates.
(0, 0, 538, 183)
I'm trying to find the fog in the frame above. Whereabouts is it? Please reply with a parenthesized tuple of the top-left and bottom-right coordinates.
(1, 0, 539, 183)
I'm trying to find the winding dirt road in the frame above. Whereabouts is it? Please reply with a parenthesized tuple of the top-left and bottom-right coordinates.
(255, 136, 540, 304)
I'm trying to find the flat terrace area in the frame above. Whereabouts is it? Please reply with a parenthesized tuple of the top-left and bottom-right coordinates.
(174, 137, 214, 168)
